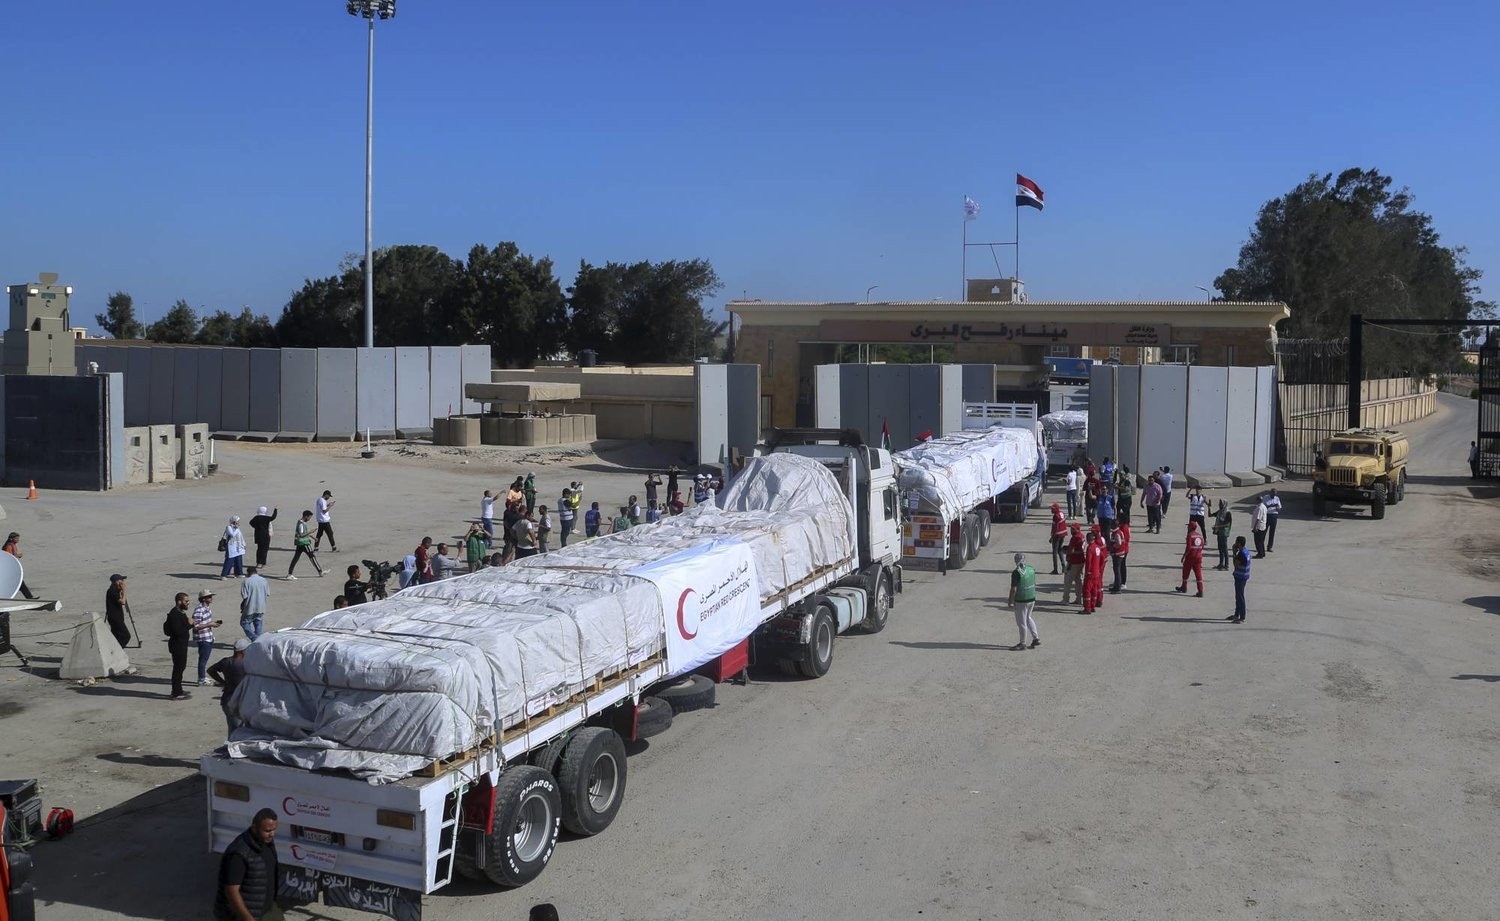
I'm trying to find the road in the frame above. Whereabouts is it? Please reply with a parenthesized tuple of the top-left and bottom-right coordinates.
(8, 394, 1498, 921)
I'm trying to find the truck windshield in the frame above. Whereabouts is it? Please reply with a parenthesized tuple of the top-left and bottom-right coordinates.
(1329, 442, 1377, 456)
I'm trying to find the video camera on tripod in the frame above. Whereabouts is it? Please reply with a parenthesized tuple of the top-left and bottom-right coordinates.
(360, 559, 401, 601)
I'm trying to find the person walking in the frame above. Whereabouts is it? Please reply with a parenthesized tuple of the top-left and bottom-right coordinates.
(207, 639, 250, 738)
(192, 590, 223, 687)
(1108, 519, 1131, 593)
(1049, 503, 1068, 574)
(480, 490, 497, 546)
(1227, 535, 1251, 623)
(1188, 488, 1207, 534)
(1007, 552, 1041, 651)
(104, 573, 134, 650)
(220, 516, 246, 579)
(1116, 466, 1135, 523)
(1065, 466, 1079, 518)
(343, 565, 369, 605)
(512, 510, 539, 559)
(213, 808, 280, 921)
(313, 490, 338, 552)
(558, 487, 577, 547)
(239, 565, 269, 641)
(164, 592, 193, 700)
(1212, 499, 1234, 570)
(1470, 441, 1481, 478)
(1252, 495, 1269, 558)
(247, 506, 277, 569)
(1262, 489, 1282, 552)
(1082, 526, 1108, 614)
(536, 505, 553, 553)
(1159, 466, 1175, 515)
(2, 532, 38, 600)
(1061, 524, 1086, 606)
(1097, 486, 1117, 534)
(465, 523, 487, 573)
(585, 502, 602, 539)
(286, 510, 324, 579)
(1174, 521, 1205, 598)
(1142, 475, 1163, 534)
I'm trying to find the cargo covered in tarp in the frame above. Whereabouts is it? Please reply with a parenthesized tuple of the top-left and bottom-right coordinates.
(226, 453, 855, 782)
(894, 425, 1041, 520)
(1041, 410, 1088, 443)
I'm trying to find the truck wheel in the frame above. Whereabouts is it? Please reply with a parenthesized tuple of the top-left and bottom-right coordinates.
(454, 847, 485, 882)
(978, 513, 992, 547)
(1313, 493, 1326, 516)
(963, 515, 980, 561)
(654, 674, 715, 713)
(635, 696, 674, 739)
(1371, 483, 1387, 520)
(947, 527, 968, 570)
(483, 767, 561, 888)
(1017, 498, 1029, 522)
(1396, 470, 1407, 502)
(558, 727, 627, 836)
(797, 607, 835, 678)
(863, 575, 891, 634)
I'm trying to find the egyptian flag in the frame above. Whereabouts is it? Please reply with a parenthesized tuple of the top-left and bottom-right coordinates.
(1016, 173, 1045, 210)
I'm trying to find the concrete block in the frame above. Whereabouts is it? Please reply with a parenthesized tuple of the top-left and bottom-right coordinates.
(314, 432, 353, 443)
(1254, 466, 1284, 483)
(123, 426, 150, 485)
(514, 417, 542, 446)
(148, 424, 179, 483)
(171, 348, 198, 424)
(431, 418, 450, 445)
(240, 432, 277, 443)
(481, 416, 503, 445)
(274, 432, 316, 443)
(395, 347, 430, 431)
(559, 414, 579, 443)
(249, 349, 281, 432)
(355, 347, 397, 435)
(148, 347, 174, 424)
(197, 349, 223, 431)
(429, 347, 462, 421)
(448, 416, 480, 447)
(460, 344, 491, 414)
(316, 349, 357, 440)
(213, 431, 246, 441)
(543, 415, 561, 444)
(177, 423, 210, 478)
(279, 348, 318, 433)
(494, 417, 517, 444)
(581, 414, 597, 442)
(1224, 470, 1266, 486)
(1185, 473, 1234, 489)
(395, 427, 432, 440)
(467, 381, 582, 403)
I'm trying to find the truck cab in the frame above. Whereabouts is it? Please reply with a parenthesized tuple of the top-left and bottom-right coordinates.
(1312, 427, 1409, 519)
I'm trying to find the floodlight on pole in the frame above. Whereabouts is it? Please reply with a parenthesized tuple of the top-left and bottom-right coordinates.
(347, 0, 396, 348)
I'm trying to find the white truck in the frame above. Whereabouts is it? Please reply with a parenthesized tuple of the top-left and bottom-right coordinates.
(898, 407, 1047, 572)
(1040, 410, 1089, 471)
(201, 450, 901, 919)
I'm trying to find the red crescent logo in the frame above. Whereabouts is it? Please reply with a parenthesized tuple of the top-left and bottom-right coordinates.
(282, 796, 296, 816)
(290, 844, 304, 860)
(676, 588, 698, 640)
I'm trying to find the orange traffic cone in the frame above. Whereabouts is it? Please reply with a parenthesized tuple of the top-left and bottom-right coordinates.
(25, 480, 37, 500)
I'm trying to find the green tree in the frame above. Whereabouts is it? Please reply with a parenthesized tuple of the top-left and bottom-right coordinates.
(569, 259, 723, 363)
(197, 307, 276, 347)
(96, 290, 143, 339)
(275, 273, 362, 348)
(456, 243, 568, 366)
(144, 299, 200, 343)
(1214, 168, 1492, 376)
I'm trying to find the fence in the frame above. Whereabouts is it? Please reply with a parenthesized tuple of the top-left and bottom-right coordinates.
(1277, 377, 1436, 475)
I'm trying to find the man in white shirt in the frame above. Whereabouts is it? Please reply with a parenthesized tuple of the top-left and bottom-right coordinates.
(1065, 467, 1079, 518)
(1159, 467, 1175, 516)
(1252, 496, 1269, 558)
(1262, 489, 1282, 552)
(480, 490, 496, 546)
(314, 490, 338, 552)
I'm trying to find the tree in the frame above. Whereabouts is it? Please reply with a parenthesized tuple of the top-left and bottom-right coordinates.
(568, 259, 724, 363)
(456, 243, 568, 365)
(144, 299, 200, 343)
(275, 272, 363, 348)
(96, 290, 142, 339)
(197, 307, 276, 347)
(1215, 168, 1493, 377)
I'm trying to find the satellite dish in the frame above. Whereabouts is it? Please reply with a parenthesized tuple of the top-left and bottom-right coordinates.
(0, 552, 22, 599)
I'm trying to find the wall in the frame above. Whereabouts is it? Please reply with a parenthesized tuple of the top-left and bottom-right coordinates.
(694, 364, 761, 467)
(813, 363, 985, 449)
(490, 366, 698, 442)
(74, 343, 490, 439)
(1277, 377, 1437, 473)
(2, 375, 109, 489)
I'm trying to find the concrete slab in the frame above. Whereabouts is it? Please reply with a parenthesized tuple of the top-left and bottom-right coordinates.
(240, 432, 277, 443)
(212, 432, 247, 441)
(314, 432, 354, 443)
(274, 432, 315, 443)
(1255, 466, 1284, 483)
(467, 381, 582, 403)
(148, 424, 179, 483)
(1185, 473, 1234, 489)
(177, 424, 209, 478)
(248, 349, 282, 432)
(449, 416, 480, 447)
(316, 348, 357, 440)
(395, 427, 433, 440)
(279, 349, 318, 433)
(122, 426, 150, 485)
(1225, 470, 1266, 486)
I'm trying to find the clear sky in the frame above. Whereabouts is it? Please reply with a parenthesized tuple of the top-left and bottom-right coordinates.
(3, 0, 1496, 327)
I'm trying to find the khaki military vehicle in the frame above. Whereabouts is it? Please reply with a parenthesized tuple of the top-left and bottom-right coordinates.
(1312, 428, 1409, 519)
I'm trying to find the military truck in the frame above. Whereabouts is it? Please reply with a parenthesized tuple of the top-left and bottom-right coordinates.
(1311, 428, 1409, 519)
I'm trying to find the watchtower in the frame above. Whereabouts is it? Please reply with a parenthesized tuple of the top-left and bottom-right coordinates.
(2, 272, 77, 376)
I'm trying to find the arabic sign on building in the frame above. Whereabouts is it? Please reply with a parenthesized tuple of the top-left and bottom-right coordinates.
(817, 320, 1169, 346)
(632, 538, 763, 675)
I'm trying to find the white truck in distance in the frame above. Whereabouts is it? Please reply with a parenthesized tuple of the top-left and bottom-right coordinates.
(899, 404, 1047, 572)
(200, 450, 902, 920)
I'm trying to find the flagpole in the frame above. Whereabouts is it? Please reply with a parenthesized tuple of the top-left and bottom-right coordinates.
(961, 197, 968, 300)
(1014, 200, 1021, 282)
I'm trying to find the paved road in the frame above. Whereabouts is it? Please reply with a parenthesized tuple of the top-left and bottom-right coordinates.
(14, 396, 1499, 920)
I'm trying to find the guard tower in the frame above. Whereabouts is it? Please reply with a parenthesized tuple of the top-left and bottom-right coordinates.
(2, 272, 77, 376)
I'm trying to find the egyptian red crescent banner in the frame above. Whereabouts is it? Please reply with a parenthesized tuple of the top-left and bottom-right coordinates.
(1016, 173, 1045, 210)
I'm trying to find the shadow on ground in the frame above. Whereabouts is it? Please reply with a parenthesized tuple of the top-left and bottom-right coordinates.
(1452, 674, 1500, 682)
(887, 640, 1008, 651)
(1463, 596, 1500, 615)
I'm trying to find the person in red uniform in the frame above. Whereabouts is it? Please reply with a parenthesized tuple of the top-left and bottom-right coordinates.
(1061, 523, 1087, 605)
(1083, 525, 1108, 614)
(1049, 503, 1068, 574)
(1108, 519, 1131, 592)
(1175, 520, 1205, 597)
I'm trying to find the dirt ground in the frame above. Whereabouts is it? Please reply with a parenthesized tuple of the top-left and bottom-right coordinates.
(4, 395, 1498, 921)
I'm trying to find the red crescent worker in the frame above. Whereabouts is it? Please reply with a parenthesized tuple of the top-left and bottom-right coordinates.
(1061, 523, 1087, 605)
(1108, 518, 1131, 592)
(1049, 503, 1068, 575)
(1083, 525, 1107, 614)
(1175, 520, 1205, 597)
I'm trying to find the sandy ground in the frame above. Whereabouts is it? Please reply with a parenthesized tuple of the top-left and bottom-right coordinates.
(4, 395, 1498, 921)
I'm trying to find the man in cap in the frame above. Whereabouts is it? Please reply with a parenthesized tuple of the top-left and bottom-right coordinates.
(1007, 552, 1041, 651)
(1048, 503, 1068, 574)
(1061, 523, 1086, 606)
(1175, 521, 1205, 597)
(314, 490, 338, 552)
(192, 589, 223, 687)
(104, 573, 133, 650)
(240, 564, 270, 641)
(247, 506, 277, 569)
(207, 638, 251, 738)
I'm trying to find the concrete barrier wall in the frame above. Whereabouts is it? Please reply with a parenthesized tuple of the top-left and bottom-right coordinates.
(148, 424, 179, 483)
(355, 348, 397, 435)
(123, 426, 150, 485)
(221, 348, 251, 432)
(814, 363, 990, 448)
(178, 423, 209, 478)
(316, 348, 357, 440)
(395, 347, 430, 432)
(279, 349, 318, 433)
(249, 349, 282, 432)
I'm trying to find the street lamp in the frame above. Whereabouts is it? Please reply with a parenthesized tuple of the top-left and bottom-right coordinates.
(347, 0, 396, 349)
(865, 285, 880, 302)
(1195, 285, 1213, 300)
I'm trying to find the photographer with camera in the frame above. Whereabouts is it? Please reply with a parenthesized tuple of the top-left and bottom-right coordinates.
(343, 565, 369, 606)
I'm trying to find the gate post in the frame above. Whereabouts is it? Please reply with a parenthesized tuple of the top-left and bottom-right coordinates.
(1347, 313, 1363, 429)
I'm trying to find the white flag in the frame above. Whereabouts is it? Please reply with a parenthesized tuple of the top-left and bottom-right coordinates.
(964, 195, 981, 220)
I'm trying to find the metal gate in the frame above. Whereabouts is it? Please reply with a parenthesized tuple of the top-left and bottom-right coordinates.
(1273, 338, 1349, 476)
(1478, 331, 1500, 478)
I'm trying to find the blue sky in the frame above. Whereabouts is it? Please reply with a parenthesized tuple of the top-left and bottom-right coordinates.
(3, 0, 1496, 328)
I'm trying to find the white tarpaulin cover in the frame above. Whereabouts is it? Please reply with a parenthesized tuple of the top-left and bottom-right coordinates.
(894, 425, 1040, 520)
(226, 453, 854, 782)
(1041, 410, 1088, 442)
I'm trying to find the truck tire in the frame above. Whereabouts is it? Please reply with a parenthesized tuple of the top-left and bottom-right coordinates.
(1395, 470, 1407, 502)
(863, 573, 891, 634)
(557, 727, 627, 836)
(978, 513, 992, 548)
(635, 696, 674, 739)
(1371, 482, 1387, 520)
(654, 674, 715, 713)
(454, 847, 485, 882)
(947, 527, 967, 570)
(963, 515, 980, 561)
(797, 606, 835, 678)
(483, 766, 561, 888)
(1313, 491, 1326, 516)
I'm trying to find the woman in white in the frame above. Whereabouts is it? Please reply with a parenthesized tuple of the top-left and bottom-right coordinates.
(220, 515, 246, 579)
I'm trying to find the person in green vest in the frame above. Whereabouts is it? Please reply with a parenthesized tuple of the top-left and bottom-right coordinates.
(523, 473, 537, 516)
(611, 506, 632, 534)
(464, 523, 488, 573)
(1007, 552, 1041, 651)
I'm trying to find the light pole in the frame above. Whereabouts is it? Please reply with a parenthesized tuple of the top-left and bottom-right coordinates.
(347, 0, 395, 348)
(865, 285, 880, 302)
(1195, 285, 1213, 300)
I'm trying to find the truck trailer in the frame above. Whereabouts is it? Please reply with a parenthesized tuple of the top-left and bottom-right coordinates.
(200, 451, 901, 919)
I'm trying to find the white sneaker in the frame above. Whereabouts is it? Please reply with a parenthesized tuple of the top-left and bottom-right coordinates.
(200, 678, 213, 686)
(286, 574, 298, 581)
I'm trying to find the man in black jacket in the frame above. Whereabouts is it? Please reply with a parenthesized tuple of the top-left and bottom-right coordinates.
(163, 592, 193, 700)
(248, 506, 277, 569)
(214, 808, 280, 921)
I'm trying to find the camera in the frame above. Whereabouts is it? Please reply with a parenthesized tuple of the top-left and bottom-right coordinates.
(361, 559, 400, 601)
